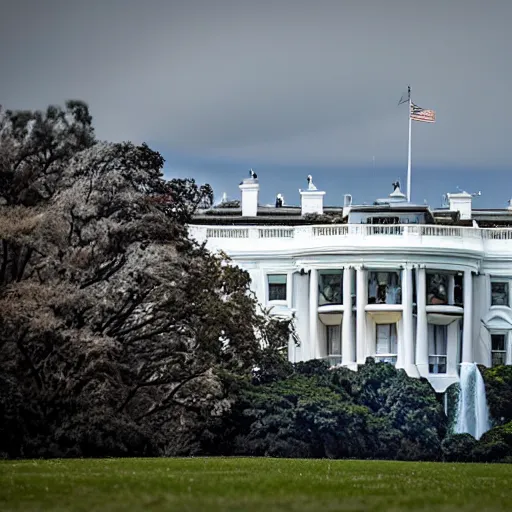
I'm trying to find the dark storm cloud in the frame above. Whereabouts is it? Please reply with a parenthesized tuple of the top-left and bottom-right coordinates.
(1, 0, 511, 168)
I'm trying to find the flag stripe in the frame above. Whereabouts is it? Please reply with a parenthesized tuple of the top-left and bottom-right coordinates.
(410, 102, 436, 123)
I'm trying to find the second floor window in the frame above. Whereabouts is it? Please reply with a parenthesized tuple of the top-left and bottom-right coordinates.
(368, 272, 401, 304)
(491, 282, 509, 307)
(268, 274, 287, 301)
(319, 271, 343, 305)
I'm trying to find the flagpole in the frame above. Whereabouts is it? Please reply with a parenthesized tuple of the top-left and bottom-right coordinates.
(406, 85, 412, 202)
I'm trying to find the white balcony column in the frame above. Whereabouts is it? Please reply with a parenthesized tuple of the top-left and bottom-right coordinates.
(356, 266, 367, 365)
(308, 268, 319, 360)
(342, 267, 356, 368)
(448, 275, 455, 305)
(402, 265, 420, 377)
(462, 270, 473, 363)
(415, 267, 429, 377)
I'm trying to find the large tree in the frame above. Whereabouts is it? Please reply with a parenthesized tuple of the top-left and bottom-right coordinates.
(0, 102, 290, 457)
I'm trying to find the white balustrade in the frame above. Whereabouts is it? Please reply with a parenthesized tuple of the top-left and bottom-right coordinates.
(193, 224, 512, 246)
(313, 225, 349, 236)
(259, 228, 295, 238)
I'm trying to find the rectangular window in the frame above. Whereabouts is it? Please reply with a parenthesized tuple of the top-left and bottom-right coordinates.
(326, 325, 342, 356)
(375, 323, 397, 364)
(426, 273, 449, 305)
(318, 270, 343, 306)
(428, 324, 448, 374)
(491, 282, 509, 307)
(268, 274, 287, 301)
(491, 334, 507, 367)
(368, 272, 401, 305)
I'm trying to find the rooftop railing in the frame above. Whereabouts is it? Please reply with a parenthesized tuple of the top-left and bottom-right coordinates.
(194, 224, 512, 240)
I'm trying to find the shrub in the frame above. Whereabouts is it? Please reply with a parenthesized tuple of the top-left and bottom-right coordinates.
(441, 434, 477, 462)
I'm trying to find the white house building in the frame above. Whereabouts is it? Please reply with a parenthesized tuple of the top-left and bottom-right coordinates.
(189, 174, 512, 393)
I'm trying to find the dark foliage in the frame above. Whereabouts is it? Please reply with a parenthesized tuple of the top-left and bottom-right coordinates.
(441, 434, 477, 462)
(481, 365, 512, 425)
(0, 101, 291, 458)
(210, 358, 447, 461)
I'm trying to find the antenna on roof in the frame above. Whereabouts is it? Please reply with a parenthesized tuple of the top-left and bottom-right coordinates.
(471, 191, 482, 197)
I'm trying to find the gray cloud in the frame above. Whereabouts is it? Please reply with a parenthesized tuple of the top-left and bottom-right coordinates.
(1, 0, 511, 168)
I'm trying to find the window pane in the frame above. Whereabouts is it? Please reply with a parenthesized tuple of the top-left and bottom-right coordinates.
(491, 334, 506, 351)
(492, 351, 506, 367)
(427, 273, 449, 305)
(491, 282, 509, 306)
(268, 275, 287, 301)
(376, 323, 397, 354)
(368, 272, 401, 305)
(327, 325, 342, 355)
(319, 271, 343, 305)
(429, 355, 447, 374)
(268, 274, 287, 284)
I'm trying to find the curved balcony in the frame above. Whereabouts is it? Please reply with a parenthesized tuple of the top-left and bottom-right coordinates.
(189, 224, 512, 259)
(426, 304, 464, 325)
(365, 303, 403, 324)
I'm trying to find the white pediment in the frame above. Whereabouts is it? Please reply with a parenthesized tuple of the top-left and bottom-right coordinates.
(483, 308, 512, 330)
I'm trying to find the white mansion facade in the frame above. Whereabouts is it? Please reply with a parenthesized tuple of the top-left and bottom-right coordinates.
(189, 175, 512, 393)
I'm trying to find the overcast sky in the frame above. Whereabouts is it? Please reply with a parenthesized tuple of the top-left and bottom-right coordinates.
(2, 0, 511, 206)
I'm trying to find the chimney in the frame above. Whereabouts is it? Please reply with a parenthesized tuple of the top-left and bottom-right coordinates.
(239, 174, 259, 217)
(447, 191, 472, 220)
(343, 194, 353, 217)
(299, 174, 325, 215)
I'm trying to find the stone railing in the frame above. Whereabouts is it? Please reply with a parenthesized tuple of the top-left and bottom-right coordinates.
(192, 224, 512, 241)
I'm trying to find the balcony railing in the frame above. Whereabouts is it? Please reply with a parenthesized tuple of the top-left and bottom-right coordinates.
(195, 224, 512, 240)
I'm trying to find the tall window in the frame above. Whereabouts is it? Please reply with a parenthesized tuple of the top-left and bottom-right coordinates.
(491, 282, 509, 307)
(491, 334, 507, 367)
(428, 324, 447, 374)
(327, 325, 342, 355)
(368, 272, 401, 305)
(268, 274, 287, 301)
(427, 273, 449, 305)
(375, 323, 397, 364)
(318, 270, 343, 306)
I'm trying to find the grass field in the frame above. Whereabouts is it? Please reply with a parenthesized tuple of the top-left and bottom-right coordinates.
(1, 457, 511, 511)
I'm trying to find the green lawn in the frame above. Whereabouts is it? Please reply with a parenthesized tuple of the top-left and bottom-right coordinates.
(0, 457, 511, 511)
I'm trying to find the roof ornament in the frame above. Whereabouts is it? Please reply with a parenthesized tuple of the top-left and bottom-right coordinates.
(249, 168, 258, 179)
(275, 193, 284, 208)
(307, 174, 317, 190)
(392, 180, 401, 191)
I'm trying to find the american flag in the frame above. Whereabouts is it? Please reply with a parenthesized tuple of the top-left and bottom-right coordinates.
(410, 102, 436, 123)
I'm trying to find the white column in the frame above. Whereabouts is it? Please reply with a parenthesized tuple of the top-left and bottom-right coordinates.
(415, 267, 429, 377)
(448, 275, 455, 305)
(356, 266, 367, 365)
(342, 267, 356, 368)
(402, 265, 419, 377)
(309, 268, 319, 360)
(462, 269, 473, 363)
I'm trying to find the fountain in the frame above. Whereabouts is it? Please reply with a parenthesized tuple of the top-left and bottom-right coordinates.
(454, 362, 491, 440)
